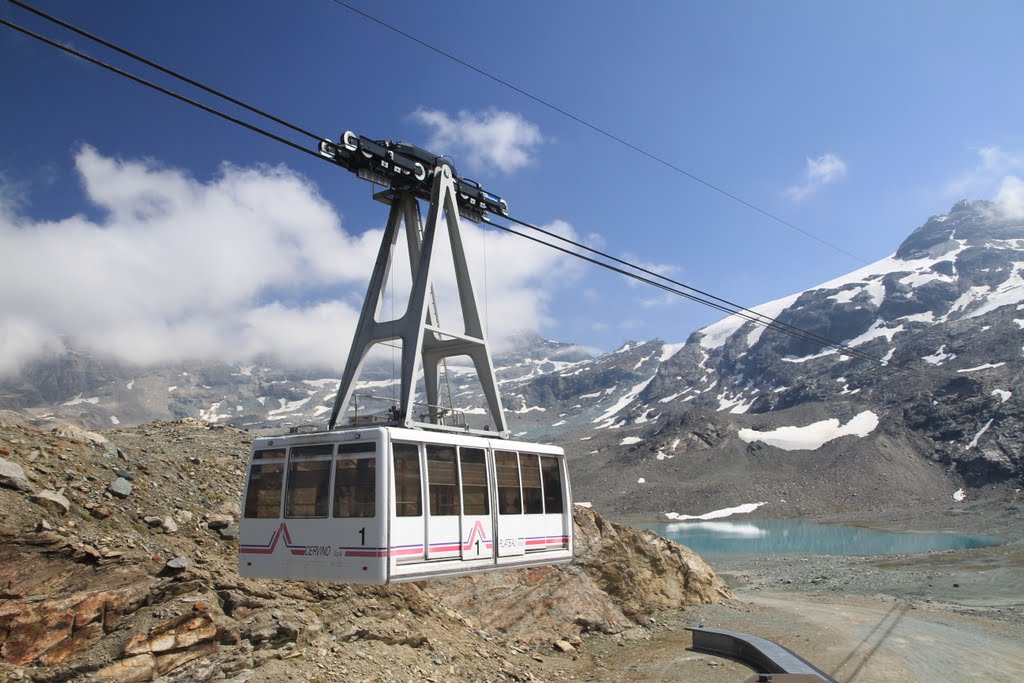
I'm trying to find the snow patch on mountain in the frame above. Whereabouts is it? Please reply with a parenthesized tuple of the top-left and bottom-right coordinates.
(957, 362, 1006, 373)
(992, 389, 1012, 403)
(738, 411, 879, 451)
(923, 345, 956, 365)
(62, 394, 99, 406)
(660, 342, 685, 361)
(593, 378, 653, 429)
(966, 419, 994, 449)
(700, 293, 800, 350)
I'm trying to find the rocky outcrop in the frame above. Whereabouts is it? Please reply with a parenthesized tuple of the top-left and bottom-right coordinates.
(0, 532, 158, 667)
(428, 506, 730, 641)
(571, 505, 730, 613)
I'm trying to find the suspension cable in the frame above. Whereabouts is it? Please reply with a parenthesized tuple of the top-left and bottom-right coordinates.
(0, 12, 947, 383)
(9, 0, 324, 142)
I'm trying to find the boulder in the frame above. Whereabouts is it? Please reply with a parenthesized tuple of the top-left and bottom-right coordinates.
(164, 556, 188, 573)
(51, 424, 107, 446)
(107, 477, 132, 498)
(0, 577, 154, 666)
(205, 514, 233, 530)
(0, 456, 32, 492)
(30, 489, 70, 515)
(124, 611, 220, 655)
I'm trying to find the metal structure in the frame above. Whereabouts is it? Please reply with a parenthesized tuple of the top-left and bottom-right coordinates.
(687, 627, 838, 682)
(323, 132, 509, 437)
(238, 131, 572, 585)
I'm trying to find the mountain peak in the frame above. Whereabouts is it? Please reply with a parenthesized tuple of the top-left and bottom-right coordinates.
(896, 199, 1023, 260)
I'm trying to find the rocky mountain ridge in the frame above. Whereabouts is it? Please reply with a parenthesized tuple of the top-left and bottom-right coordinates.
(0, 333, 678, 442)
(560, 200, 1024, 517)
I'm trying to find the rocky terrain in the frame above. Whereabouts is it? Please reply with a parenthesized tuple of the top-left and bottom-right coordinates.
(0, 415, 728, 682)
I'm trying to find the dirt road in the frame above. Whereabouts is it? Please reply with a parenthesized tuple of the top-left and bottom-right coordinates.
(564, 590, 1021, 682)
(565, 539, 1024, 682)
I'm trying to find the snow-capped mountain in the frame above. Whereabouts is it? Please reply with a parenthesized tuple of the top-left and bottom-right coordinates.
(0, 333, 682, 441)
(590, 199, 1023, 506)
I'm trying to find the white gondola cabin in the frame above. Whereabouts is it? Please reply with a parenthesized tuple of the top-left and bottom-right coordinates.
(239, 150, 574, 583)
(238, 426, 572, 584)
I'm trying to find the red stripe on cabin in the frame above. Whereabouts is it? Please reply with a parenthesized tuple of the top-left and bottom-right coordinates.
(345, 550, 387, 557)
(390, 546, 425, 556)
(430, 544, 461, 552)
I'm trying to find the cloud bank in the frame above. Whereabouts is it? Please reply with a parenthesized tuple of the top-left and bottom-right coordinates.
(947, 146, 1024, 198)
(994, 175, 1024, 219)
(0, 146, 576, 376)
(411, 108, 543, 173)
(785, 153, 847, 202)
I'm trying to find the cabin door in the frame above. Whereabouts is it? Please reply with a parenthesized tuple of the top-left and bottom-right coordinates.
(494, 450, 527, 557)
(457, 447, 493, 561)
(424, 444, 462, 560)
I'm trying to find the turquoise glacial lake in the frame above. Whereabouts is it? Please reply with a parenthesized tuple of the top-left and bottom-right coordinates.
(641, 520, 1003, 558)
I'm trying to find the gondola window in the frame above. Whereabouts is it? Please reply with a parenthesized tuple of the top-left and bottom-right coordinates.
(334, 456, 376, 518)
(427, 444, 460, 516)
(243, 449, 285, 518)
(540, 456, 563, 514)
(520, 453, 544, 514)
(496, 450, 522, 514)
(460, 447, 489, 515)
(285, 444, 333, 518)
(394, 443, 422, 516)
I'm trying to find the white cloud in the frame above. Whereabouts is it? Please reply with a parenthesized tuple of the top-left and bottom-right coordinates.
(0, 146, 578, 376)
(993, 175, 1024, 219)
(411, 108, 543, 173)
(785, 153, 847, 202)
(947, 146, 1024, 198)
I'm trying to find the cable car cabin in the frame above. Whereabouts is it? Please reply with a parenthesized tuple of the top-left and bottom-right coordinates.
(238, 427, 572, 584)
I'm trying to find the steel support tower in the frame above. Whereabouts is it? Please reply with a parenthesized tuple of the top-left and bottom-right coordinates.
(327, 165, 509, 438)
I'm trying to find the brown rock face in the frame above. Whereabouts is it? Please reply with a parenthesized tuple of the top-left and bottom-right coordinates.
(0, 534, 156, 666)
(572, 504, 731, 615)
(427, 505, 730, 641)
(123, 610, 221, 656)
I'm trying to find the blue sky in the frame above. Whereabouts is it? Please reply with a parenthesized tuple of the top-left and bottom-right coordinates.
(3, 0, 1024, 374)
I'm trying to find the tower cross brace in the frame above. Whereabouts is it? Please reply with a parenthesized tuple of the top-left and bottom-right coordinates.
(327, 165, 509, 438)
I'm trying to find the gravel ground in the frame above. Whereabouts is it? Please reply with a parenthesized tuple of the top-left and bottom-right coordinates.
(558, 492, 1024, 682)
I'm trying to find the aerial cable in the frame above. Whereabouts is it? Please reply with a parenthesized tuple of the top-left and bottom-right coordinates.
(499, 212, 882, 366)
(327, 0, 867, 265)
(8, 0, 324, 143)
(0, 17, 323, 162)
(0, 14, 939, 382)
(484, 216, 940, 381)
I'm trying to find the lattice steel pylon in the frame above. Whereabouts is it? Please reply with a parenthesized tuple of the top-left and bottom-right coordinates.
(327, 165, 509, 437)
